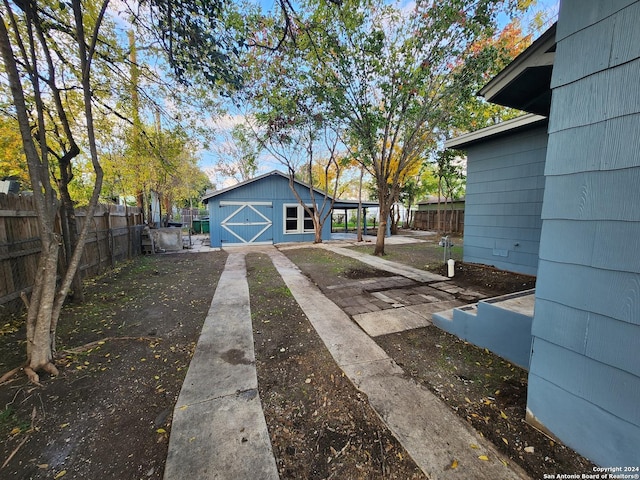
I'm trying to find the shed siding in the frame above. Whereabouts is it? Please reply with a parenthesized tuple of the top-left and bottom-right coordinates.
(528, 0, 640, 466)
(462, 126, 547, 275)
(207, 173, 332, 247)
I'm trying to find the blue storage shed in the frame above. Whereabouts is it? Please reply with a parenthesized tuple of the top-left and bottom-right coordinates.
(203, 170, 358, 247)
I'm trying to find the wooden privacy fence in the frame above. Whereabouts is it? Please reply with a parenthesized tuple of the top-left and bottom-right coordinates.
(0, 193, 144, 313)
(413, 209, 465, 234)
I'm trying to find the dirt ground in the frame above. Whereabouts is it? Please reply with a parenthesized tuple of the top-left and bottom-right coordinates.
(281, 232, 595, 479)
(246, 252, 425, 479)
(0, 252, 228, 479)
(0, 232, 595, 479)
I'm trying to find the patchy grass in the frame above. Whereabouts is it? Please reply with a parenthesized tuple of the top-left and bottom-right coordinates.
(348, 239, 463, 269)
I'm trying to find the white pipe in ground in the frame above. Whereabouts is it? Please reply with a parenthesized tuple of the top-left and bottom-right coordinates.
(447, 258, 455, 277)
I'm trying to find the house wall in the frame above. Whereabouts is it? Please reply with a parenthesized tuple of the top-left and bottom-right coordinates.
(462, 126, 547, 275)
(528, 0, 640, 466)
(207, 173, 333, 247)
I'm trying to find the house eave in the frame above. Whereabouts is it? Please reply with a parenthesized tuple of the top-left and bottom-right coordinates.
(445, 114, 548, 150)
(201, 170, 380, 209)
(478, 23, 556, 116)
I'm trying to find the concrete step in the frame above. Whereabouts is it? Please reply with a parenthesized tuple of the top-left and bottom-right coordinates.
(457, 303, 478, 317)
(432, 289, 536, 370)
(482, 289, 535, 317)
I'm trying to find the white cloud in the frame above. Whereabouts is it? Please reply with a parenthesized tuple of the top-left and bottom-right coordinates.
(213, 114, 249, 132)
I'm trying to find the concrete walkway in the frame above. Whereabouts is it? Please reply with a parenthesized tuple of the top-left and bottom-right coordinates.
(164, 252, 278, 480)
(165, 244, 530, 479)
(269, 248, 530, 480)
(321, 244, 449, 283)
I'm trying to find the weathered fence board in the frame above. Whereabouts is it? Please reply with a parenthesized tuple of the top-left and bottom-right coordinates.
(0, 194, 144, 313)
(413, 209, 465, 234)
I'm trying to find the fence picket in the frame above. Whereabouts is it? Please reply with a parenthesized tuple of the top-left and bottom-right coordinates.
(0, 193, 144, 313)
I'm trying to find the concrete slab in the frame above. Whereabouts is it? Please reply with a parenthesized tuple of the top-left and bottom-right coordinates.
(329, 233, 428, 244)
(371, 291, 398, 304)
(485, 290, 535, 316)
(350, 370, 524, 480)
(164, 253, 278, 480)
(354, 307, 430, 336)
(322, 245, 449, 283)
(354, 299, 468, 337)
(405, 299, 468, 318)
(268, 248, 530, 480)
(165, 392, 277, 480)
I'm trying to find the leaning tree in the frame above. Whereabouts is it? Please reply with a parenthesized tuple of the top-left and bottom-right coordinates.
(0, 0, 247, 383)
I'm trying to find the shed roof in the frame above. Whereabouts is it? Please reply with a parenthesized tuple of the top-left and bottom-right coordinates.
(202, 170, 378, 209)
(418, 196, 465, 205)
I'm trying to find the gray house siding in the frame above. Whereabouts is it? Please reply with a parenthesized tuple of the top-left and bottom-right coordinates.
(528, 0, 640, 466)
(462, 126, 547, 275)
(206, 172, 332, 247)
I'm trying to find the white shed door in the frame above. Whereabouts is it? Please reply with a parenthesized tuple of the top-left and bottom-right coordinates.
(219, 201, 273, 245)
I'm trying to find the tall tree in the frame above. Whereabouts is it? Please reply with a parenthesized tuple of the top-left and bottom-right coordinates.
(245, 27, 350, 244)
(0, 115, 29, 187)
(257, 112, 345, 244)
(0, 0, 109, 381)
(448, 17, 537, 133)
(0, 0, 248, 382)
(251, 0, 531, 255)
(214, 123, 260, 183)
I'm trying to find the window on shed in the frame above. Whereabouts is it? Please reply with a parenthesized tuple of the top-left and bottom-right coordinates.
(303, 208, 314, 231)
(284, 204, 315, 234)
(285, 206, 298, 232)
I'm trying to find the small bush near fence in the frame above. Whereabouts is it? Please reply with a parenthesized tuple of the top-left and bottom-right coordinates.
(0, 193, 144, 313)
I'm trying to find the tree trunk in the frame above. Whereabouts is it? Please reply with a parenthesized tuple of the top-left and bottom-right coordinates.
(437, 176, 443, 234)
(374, 195, 390, 256)
(449, 200, 454, 233)
(356, 167, 363, 242)
(58, 178, 85, 302)
(374, 221, 386, 255)
(137, 190, 145, 223)
(26, 235, 60, 379)
(390, 204, 398, 235)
